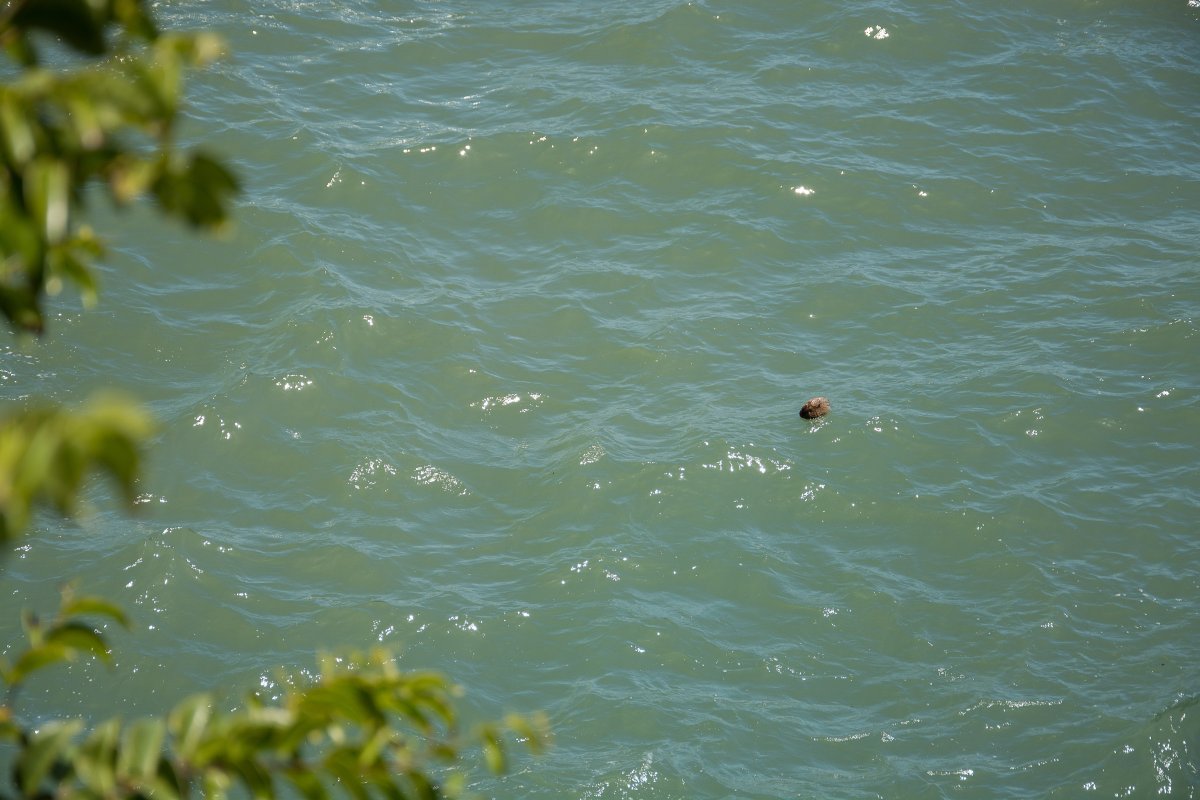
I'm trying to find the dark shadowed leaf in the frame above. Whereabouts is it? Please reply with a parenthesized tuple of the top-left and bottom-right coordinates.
(43, 621, 111, 662)
(151, 150, 239, 228)
(11, 0, 107, 55)
(48, 245, 100, 308)
(226, 752, 276, 800)
(283, 766, 330, 800)
(322, 748, 371, 800)
(16, 719, 84, 796)
(404, 768, 438, 800)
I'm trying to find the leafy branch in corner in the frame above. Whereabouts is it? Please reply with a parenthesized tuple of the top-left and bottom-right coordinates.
(0, 588, 546, 800)
(0, 3, 547, 798)
(1, 0, 238, 333)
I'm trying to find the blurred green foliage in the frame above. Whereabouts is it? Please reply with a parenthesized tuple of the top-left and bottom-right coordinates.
(0, 3, 545, 797)
(1, 0, 238, 332)
(0, 392, 153, 540)
(0, 589, 546, 800)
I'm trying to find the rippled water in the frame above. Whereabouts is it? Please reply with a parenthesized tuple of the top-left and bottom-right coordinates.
(4, 1, 1199, 797)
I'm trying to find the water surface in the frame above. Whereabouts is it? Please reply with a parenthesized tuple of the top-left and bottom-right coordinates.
(4, 1, 1199, 797)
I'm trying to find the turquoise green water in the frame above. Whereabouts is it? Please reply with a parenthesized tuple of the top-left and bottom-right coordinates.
(4, 1, 1200, 796)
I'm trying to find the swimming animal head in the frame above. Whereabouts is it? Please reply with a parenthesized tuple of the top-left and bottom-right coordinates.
(799, 396, 830, 419)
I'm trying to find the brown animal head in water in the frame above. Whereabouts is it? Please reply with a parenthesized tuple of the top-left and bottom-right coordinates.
(799, 397, 830, 419)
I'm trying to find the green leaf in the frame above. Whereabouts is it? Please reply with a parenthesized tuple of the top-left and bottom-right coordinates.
(23, 157, 71, 243)
(151, 150, 240, 229)
(116, 717, 165, 782)
(505, 711, 549, 754)
(479, 725, 505, 775)
(9, 642, 74, 685)
(322, 749, 370, 800)
(16, 718, 84, 797)
(355, 726, 392, 767)
(62, 86, 104, 149)
(75, 718, 121, 796)
(0, 92, 35, 165)
(107, 154, 158, 204)
(112, 0, 159, 42)
(138, 41, 181, 118)
(301, 680, 383, 727)
(43, 621, 112, 663)
(152, 754, 186, 800)
(203, 767, 232, 800)
(0, 394, 155, 541)
(168, 693, 212, 762)
(60, 595, 131, 629)
(47, 244, 99, 308)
